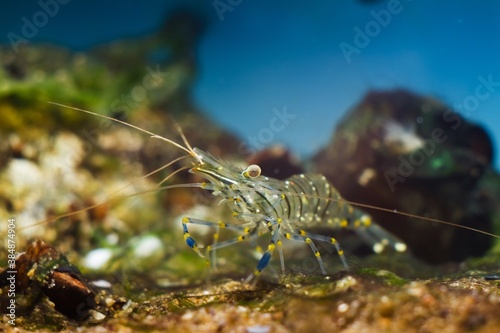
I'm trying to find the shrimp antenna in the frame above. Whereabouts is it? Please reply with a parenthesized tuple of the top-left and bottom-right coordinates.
(47, 102, 202, 163)
(151, 116, 202, 164)
(293, 191, 500, 240)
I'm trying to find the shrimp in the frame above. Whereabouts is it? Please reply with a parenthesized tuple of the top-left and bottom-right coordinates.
(24, 103, 500, 282)
(183, 156, 408, 281)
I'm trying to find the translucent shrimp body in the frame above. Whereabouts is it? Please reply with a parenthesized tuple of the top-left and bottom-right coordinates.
(182, 148, 407, 280)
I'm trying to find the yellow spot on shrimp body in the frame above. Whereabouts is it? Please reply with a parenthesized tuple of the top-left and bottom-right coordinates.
(361, 215, 372, 227)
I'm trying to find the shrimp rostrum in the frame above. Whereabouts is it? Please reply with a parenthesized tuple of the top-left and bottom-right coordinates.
(48, 103, 408, 281)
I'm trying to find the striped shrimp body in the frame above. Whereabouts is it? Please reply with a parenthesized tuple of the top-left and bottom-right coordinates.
(183, 147, 407, 280)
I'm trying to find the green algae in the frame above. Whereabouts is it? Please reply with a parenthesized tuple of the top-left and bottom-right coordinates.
(358, 267, 407, 286)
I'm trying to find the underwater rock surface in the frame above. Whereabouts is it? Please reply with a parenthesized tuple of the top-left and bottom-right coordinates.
(315, 89, 500, 264)
(0, 240, 106, 321)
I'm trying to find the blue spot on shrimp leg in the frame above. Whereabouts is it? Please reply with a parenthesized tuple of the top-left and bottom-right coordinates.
(182, 217, 258, 268)
(246, 224, 283, 283)
(182, 217, 206, 258)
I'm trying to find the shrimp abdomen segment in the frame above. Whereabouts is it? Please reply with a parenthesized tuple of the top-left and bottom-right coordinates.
(282, 174, 407, 255)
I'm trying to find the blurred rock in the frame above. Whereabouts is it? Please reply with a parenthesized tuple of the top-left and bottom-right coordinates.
(246, 145, 304, 180)
(0, 240, 104, 321)
(314, 89, 499, 264)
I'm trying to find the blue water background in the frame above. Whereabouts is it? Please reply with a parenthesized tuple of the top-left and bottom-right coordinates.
(2, 0, 499, 167)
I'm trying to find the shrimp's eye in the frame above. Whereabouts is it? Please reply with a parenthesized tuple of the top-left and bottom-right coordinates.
(242, 164, 261, 178)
